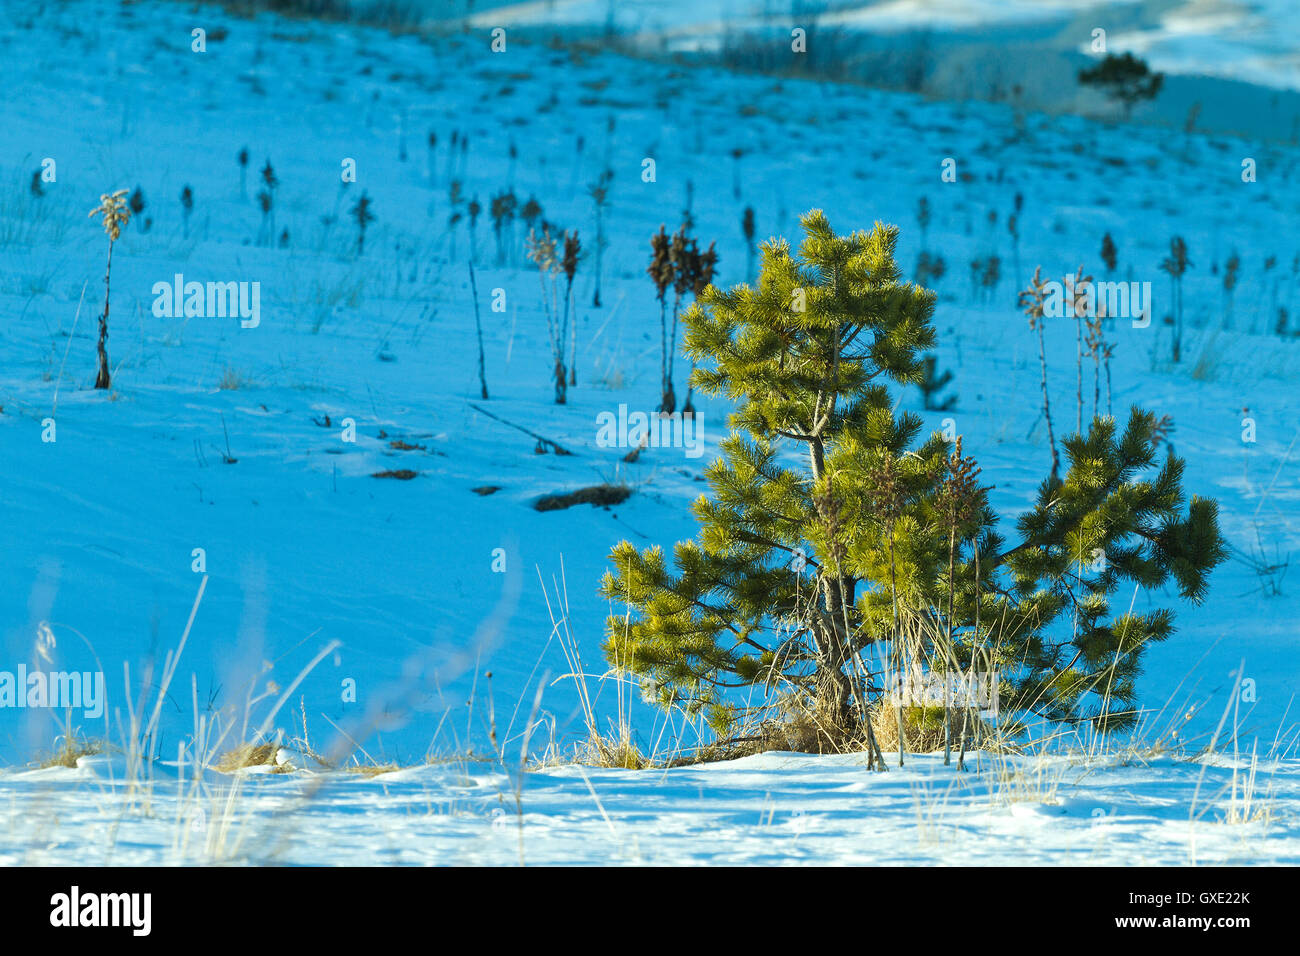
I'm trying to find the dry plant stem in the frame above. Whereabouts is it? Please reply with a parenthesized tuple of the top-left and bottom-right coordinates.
(1104, 353, 1113, 417)
(956, 546, 981, 770)
(944, 525, 955, 765)
(96, 240, 115, 389)
(889, 533, 906, 768)
(658, 297, 667, 397)
(1036, 322, 1059, 479)
(468, 261, 489, 399)
(1075, 312, 1083, 434)
(567, 277, 577, 386)
(53, 280, 88, 414)
(834, 569, 883, 770)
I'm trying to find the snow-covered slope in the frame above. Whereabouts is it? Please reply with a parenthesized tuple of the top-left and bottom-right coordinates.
(6, 749, 1297, 865)
(0, 0, 1296, 863)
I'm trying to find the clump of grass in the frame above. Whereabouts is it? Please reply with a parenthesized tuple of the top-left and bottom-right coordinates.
(37, 733, 104, 769)
(744, 694, 868, 755)
(215, 741, 282, 773)
(1190, 331, 1221, 381)
(344, 762, 402, 778)
(1223, 745, 1272, 825)
(0, 174, 73, 248)
(217, 366, 254, 390)
(306, 271, 365, 333)
(988, 753, 1068, 807)
(578, 725, 649, 770)
(870, 703, 993, 755)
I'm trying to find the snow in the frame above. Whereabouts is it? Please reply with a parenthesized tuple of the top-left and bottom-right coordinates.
(0, 0, 1297, 863)
(3, 749, 1295, 865)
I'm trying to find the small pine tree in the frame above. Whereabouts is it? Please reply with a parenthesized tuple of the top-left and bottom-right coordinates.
(1160, 237, 1191, 363)
(562, 231, 581, 386)
(603, 212, 1226, 745)
(257, 159, 278, 246)
(467, 196, 481, 263)
(351, 191, 375, 255)
(257, 189, 273, 245)
(490, 190, 517, 266)
(1223, 251, 1240, 329)
(648, 225, 675, 412)
(1079, 53, 1164, 120)
(588, 169, 611, 308)
(918, 354, 956, 411)
(680, 240, 718, 418)
(915, 251, 945, 287)
(128, 186, 147, 234)
(1100, 232, 1117, 273)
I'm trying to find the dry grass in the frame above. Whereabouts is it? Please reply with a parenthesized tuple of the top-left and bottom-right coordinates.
(344, 762, 402, 778)
(1190, 331, 1222, 381)
(988, 753, 1069, 806)
(217, 366, 254, 390)
(578, 726, 649, 770)
(870, 703, 994, 755)
(1223, 747, 1272, 825)
(36, 733, 104, 769)
(215, 741, 282, 773)
(705, 697, 996, 760)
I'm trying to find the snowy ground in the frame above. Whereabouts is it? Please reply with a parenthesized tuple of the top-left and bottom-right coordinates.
(6, 749, 1297, 865)
(0, 0, 1297, 863)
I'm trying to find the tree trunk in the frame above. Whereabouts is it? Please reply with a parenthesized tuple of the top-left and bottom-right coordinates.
(568, 279, 577, 386)
(1036, 324, 1059, 480)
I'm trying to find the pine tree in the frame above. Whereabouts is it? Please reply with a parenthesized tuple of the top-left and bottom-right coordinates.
(1161, 237, 1191, 363)
(1078, 53, 1164, 120)
(1100, 232, 1117, 273)
(917, 354, 956, 411)
(490, 190, 517, 266)
(602, 211, 1227, 746)
(562, 231, 581, 386)
(180, 184, 193, 239)
(679, 238, 718, 418)
(648, 226, 674, 412)
(588, 169, 611, 307)
(351, 191, 375, 255)
(1223, 251, 1240, 330)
